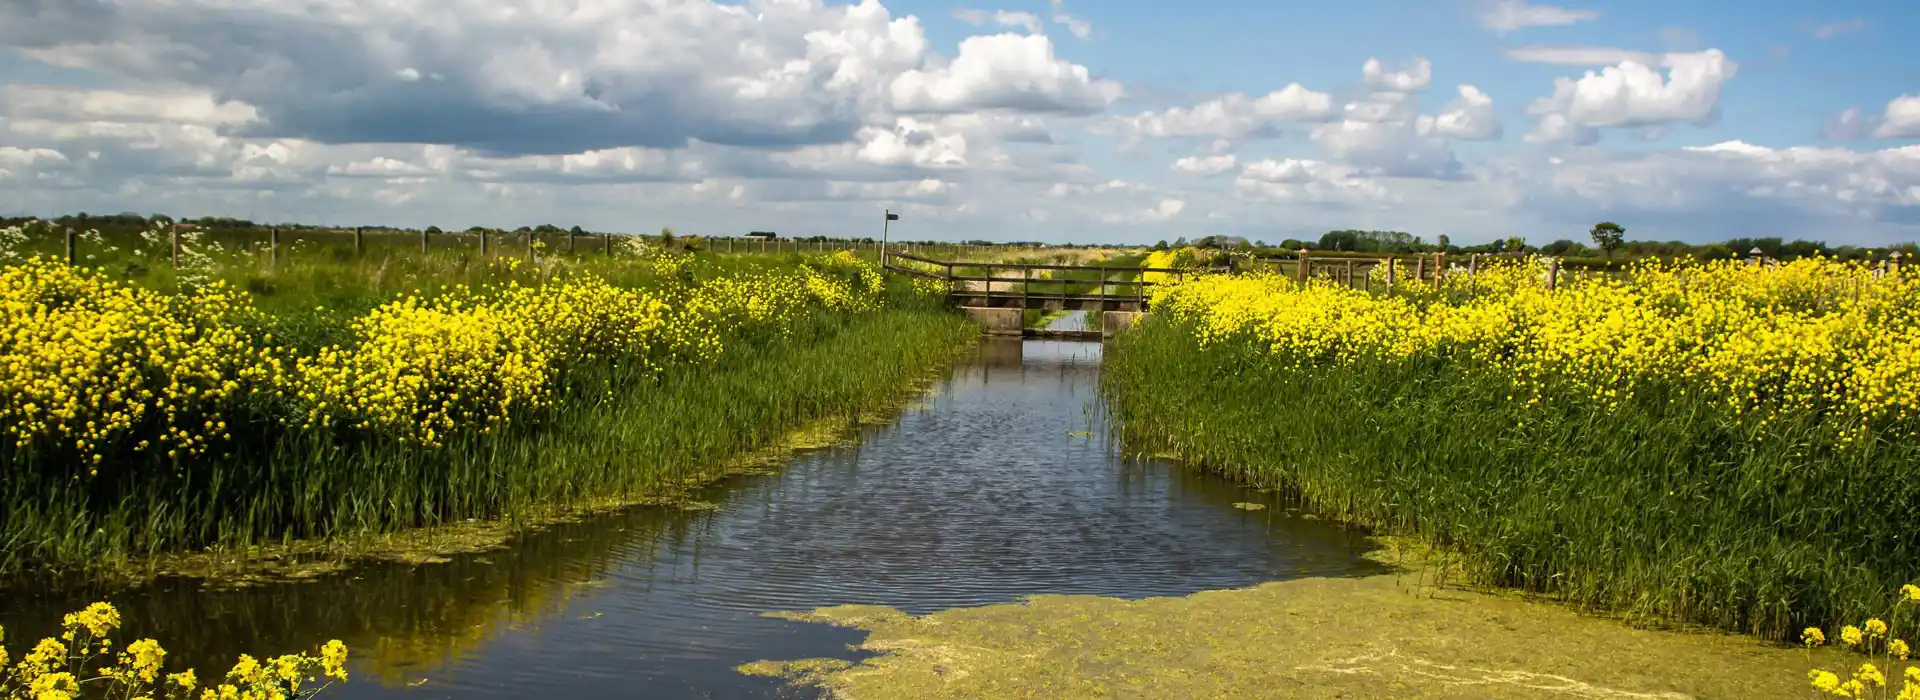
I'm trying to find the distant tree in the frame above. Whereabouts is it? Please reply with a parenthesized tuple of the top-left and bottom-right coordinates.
(1589, 221, 1625, 259)
(1436, 234, 1451, 251)
(660, 226, 677, 248)
(1152, 240, 1170, 251)
(1504, 236, 1526, 253)
(1172, 236, 1189, 247)
(568, 225, 585, 237)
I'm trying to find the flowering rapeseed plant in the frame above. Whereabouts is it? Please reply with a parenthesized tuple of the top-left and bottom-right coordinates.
(0, 602, 346, 700)
(1147, 256, 1920, 441)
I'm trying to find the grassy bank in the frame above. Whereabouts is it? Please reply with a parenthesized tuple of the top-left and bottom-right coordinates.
(2, 249, 973, 585)
(1105, 257, 1920, 641)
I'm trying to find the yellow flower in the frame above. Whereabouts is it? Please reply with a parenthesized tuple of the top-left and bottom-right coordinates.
(320, 639, 349, 681)
(1811, 669, 1843, 693)
(1893, 638, 1911, 660)
(1868, 619, 1890, 638)
(169, 668, 198, 690)
(1903, 583, 1920, 602)
(1859, 662, 1887, 688)
(123, 638, 166, 682)
(1805, 627, 1828, 647)
(1842, 625, 1866, 646)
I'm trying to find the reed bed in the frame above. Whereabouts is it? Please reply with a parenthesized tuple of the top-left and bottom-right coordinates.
(1105, 256, 1920, 641)
(1, 243, 971, 583)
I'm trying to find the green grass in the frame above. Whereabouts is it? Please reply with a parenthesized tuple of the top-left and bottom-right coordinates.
(1103, 313, 1920, 642)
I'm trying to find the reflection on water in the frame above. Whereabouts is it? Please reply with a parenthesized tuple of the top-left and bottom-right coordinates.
(0, 338, 1384, 699)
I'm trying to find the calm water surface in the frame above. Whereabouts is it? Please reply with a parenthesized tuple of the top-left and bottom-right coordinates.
(1, 326, 1383, 698)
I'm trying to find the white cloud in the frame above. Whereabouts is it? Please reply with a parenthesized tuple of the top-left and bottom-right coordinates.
(890, 33, 1121, 114)
(1827, 107, 1868, 141)
(1811, 19, 1866, 39)
(1504, 46, 1663, 66)
(1362, 58, 1433, 92)
(1, 85, 261, 127)
(1421, 85, 1503, 140)
(1171, 154, 1238, 177)
(1875, 96, 1920, 140)
(953, 9, 1043, 34)
(1114, 83, 1337, 140)
(1526, 49, 1737, 141)
(1475, 0, 1601, 35)
(1049, 0, 1094, 39)
(1234, 158, 1392, 203)
(1311, 119, 1464, 179)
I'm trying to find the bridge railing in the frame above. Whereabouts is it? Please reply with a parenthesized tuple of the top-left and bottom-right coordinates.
(883, 251, 1229, 309)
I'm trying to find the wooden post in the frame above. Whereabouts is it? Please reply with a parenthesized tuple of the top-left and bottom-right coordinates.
(1894, 252, 1905, 278)
(1434, 252, 1445, 282)
(421, 227, 430, 253)
(1385, 256, 1396, 288)
(605, 232, 613, 256)
(1345, 259, 1355, 289)
(480, 229, 489, 258)
(270, 227, 280, 268)
(1099, 266, 1109, 298)
(1415, 255, 1426, 284)
(1296, 249, 1310, 283)
(1468, 253, 1479, 281)
(567, 229, 576, 252)
(354, 226, 364, 256)
(1547, 258, 1561, 290)
(170, 225, 180, 268)
(64, 228, 75, 265)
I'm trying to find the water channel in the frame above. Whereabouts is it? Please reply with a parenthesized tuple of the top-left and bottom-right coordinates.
(0, 316, 1385, 698)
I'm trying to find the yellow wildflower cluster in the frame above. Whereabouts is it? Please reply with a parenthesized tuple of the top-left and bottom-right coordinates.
(0, 602, 346, 700)
(1142, 248, 1214, 285)
(1150, 256, 1920, 439)
(1803, 587, 1920, 699)
(3, 253, 895, 454)
(0, 258, 275, 465)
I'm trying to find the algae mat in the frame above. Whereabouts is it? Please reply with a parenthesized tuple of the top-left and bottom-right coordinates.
(747, 572, 1833, 699)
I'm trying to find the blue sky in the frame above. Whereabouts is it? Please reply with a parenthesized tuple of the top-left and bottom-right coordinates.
(1, 0, 1917, 246)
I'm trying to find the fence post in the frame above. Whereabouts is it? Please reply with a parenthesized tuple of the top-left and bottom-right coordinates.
(354, 227, 364, 256)
(1434, 252, 1445, 282)
(1468, 253, 1478, 281)
(1296, 249, 1310, 283)
(170, 225, 180, 268)
(270, 227, 280, 268)
(1894, 252, 1905, 278)
(480, 229, 489, 258)
(1547, 258, 1561, 290)
(1415, 255, 1426, 284)
(421, 227, 430, 253)
(64, 227, 75, 265)
(1385, 256, 1396, 288)
(567, 229, 575, 252)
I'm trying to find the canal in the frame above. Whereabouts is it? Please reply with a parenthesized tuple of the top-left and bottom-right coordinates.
(0, 327, 1383, 698)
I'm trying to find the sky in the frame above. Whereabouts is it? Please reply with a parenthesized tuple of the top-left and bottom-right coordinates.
(1, 0, 1917, 247)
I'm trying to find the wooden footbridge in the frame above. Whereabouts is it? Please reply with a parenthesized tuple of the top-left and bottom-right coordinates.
(880, 252, 1226, 339)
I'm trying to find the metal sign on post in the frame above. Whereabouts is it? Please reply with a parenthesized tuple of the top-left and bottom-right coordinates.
(881, 210, 900, 266)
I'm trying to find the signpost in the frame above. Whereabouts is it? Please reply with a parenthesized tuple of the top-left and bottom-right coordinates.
(881, 210, 900, 266)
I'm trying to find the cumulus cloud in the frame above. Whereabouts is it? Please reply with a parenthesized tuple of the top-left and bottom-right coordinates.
(1474, 0, 1600, 35)
(1234, 158, 1392, 203)
(1876, 96, 1920, 140)
(890, 33, 1121, 114)
(1362, 58, 1433, 92)
(1525, 49, 1737, 142)
(1113, 84, 1337, 140)
(1420, 85, 1503, 140)
(0, 0, 1119, 157)
(1171, 154, 1238, 177)
(1311, 119, 1465, 179)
